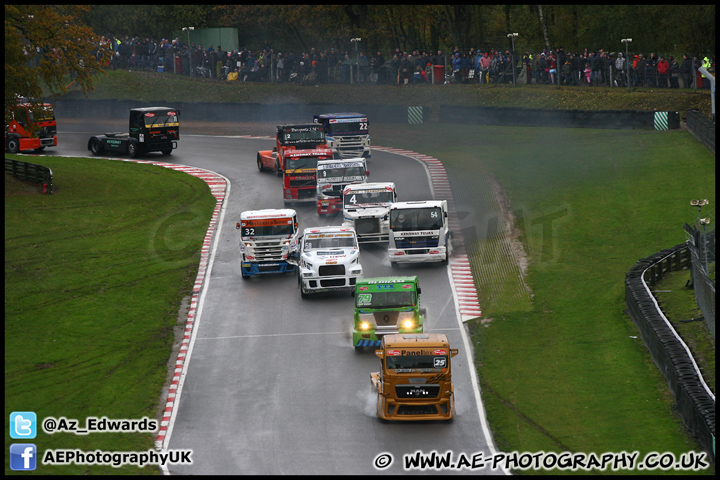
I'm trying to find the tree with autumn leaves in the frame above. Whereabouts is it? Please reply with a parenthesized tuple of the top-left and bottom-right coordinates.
(5, 5, 111, 124)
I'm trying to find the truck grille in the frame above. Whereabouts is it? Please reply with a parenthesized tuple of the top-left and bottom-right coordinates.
(395, 385, 441, 399)
(289, 179, 316, 188)
(319, 265, 345, 276)
(335, 136, 364, 158)
(373, 312, 399, 327)
(394, 236, 439, 249)
(396, 405, 440, 415)
(320, 278, 346, 287)
(251, 240, 285, 261)
(355, 218, 381, 236)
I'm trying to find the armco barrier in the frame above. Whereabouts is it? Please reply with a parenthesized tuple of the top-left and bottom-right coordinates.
(626, 244, 715, 463)
(686, 109, 716, 155)
(54, 99, 680, 130)
(5, 157, 53, 194)
(438, 105, 679, 130)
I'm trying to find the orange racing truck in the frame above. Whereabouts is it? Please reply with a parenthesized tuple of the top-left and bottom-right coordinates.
(256, 124, 333, 205)
(371, 333, 459, 421)
(5, 102, 57, 153)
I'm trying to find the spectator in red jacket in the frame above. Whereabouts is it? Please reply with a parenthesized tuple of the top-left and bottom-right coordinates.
(656, 56, 670, 88)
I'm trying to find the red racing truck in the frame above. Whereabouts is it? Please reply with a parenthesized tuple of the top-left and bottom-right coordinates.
(257, 124, 333, 205)
(5, 102, 58, 153)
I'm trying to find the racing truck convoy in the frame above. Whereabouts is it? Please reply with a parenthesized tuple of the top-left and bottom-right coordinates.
(352, 276, 425, 351)
(371, 333, 459, 421)
(316, 158, 369, 215)
(313, 112, 371, 159)
(236, 209, 300, 278)
(88, 107, 179, 157)
(5, 101, 57, 153)
(388, 200, 451, 266)
(257, 124, 333, 204)
(294, 226, 363, 298)
(342, 182, 397, 243)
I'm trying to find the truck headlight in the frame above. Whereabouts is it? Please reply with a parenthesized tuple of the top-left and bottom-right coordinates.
(360, 321, 371, 331)
(402, 319, 414, 329)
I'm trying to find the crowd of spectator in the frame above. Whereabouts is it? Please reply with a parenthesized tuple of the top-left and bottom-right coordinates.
(96, 35, 715, 90)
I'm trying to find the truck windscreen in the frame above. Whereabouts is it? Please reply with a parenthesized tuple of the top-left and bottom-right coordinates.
(144, 113, 179, 127)
(386, 355, 447, 371)
(281, 130, 325, 145)
(286, 157, 320, 170)
(318, 166, 366, 180)
(241, 221, 294, 237)
(390, 207, 443, 231)
(328, 121, 368, 135)
(304, 235, 357, 249)
(344, 190, 394, 207)
(355, 291, 416, 308)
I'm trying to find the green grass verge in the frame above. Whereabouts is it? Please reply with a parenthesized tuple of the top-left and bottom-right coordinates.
(5, 157, 216, 474)
(372, 124, 715, 474)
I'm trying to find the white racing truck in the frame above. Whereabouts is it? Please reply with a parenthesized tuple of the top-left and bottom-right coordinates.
(342, 182, 397, 243)
(316, 157, 369, 215)
(294, 226, 363, 298)
(388, 200, 451, 266)
(236, 209, 300, 278)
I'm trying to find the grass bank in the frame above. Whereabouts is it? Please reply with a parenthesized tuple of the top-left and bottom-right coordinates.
(63, 69, 714, 119)
(370, 123, 715, 474)
(5, 157, 216, 474)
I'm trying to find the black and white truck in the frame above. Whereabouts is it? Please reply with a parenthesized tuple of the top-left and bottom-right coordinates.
(88, 107, 179, 158)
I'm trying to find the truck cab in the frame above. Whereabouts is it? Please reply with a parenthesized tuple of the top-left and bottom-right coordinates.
(371, 333, 459, 421)
(5, 102, 57, 154)
(342, 182, 396, 243)
(256, 124, 333, 204)
(388, 200, 451, 266)
(316, 158, 369, 215)
(313, 112, 371, 159)
(296, 226, 363, 298)
(88, 107, 179, 157)
(236, 209, 300, 278)
(352, 276, 425, 351)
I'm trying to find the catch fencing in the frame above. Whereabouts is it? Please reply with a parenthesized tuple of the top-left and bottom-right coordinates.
(686, 109, 716, 155)
(625, 243, 715, 463)
(5, 157, 53, 194)
(683, 224, 716, 338)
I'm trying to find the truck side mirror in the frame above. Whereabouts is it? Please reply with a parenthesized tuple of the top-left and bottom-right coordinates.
(350, 290, 355, 297)
(450, 349, 459, 357)
(417, 286, 422, 295)
(236, 222, 241, 230)
(374, 349, 383, 358)
(273, 146, 277, 152)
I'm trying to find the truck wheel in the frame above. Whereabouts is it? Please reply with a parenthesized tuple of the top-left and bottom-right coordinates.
(275, 161, 282, 177)
(390, 261, 398, 268)
(127, 140, 138, 158)
(257, 154, 264, 172)
(6, 137, 20, 154)
(354, 345, 364, 352)
(90, 138, 104, 156)
(161, 149, 172, 155)
(34, 146, 46, 152)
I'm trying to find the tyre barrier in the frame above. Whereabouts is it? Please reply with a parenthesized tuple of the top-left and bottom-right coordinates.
(686, 109, 715, 155)
(625, 243, 715, 463)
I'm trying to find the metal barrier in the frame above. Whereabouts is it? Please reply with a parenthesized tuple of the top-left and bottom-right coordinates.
(684, 224, 716, 338)
(686, 109, 716, 155)
(5, 157, 53, 194)
(625, 244, 715, 463)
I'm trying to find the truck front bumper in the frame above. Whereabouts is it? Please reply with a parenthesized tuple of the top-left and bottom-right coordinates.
(241, 261, 296, 277)
(317, 198, 343, 214)
(376, 394, 455, 421)
(300, 274, 360, 294)
(353, 326, 423, 347)
(388, 246, 446, 263)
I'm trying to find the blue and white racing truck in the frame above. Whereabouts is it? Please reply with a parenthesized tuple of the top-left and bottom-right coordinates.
(313, 112, 371, 159)
(236, 209, 300, 278)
